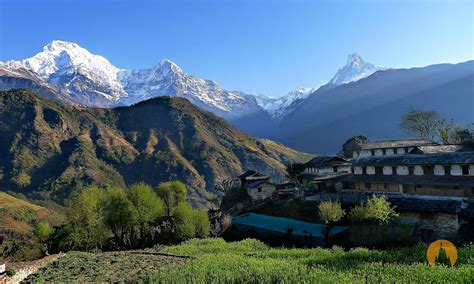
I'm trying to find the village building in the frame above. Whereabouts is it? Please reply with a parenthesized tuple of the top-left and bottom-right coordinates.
(299, 156, 352, 191)
(238, 170, 276, 202)
(345, 151, 474, 240)
(352, 139, 437, 159)
(349, 152, 474, 199)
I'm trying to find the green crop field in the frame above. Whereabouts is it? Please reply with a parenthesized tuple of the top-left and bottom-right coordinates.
(28, 238, 474, 283)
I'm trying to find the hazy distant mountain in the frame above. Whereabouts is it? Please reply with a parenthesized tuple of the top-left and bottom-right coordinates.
(0, 40, 273, 136)
(252, 54, 383, 120)
(276, 60, 474, 153)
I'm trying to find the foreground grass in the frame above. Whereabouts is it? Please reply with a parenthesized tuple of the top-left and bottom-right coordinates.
(27, 238, 474, 283)
(154, 238, 474, 283)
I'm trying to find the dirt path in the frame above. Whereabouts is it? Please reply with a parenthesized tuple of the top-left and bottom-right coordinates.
(0, 253, 65, 284)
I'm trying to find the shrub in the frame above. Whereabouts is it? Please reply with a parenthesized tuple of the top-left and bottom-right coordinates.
(349, 194, 398, 224)
(6, 268, 16, 277)
(156, 181, 187, 216)
(318, 201, 345, 224)
(194, 210, 210, 238)
(34, 221, 53, 241)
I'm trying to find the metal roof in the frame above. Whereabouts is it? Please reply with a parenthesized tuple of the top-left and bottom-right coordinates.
(352, 152, 474, 166)
(232, 213, 348, 238)
(360, 139, 437, 150)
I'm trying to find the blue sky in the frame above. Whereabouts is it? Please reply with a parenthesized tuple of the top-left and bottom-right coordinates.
(0, 0, 472, 97)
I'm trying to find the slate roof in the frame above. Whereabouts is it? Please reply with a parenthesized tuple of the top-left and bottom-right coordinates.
(344, 174, 474, 187)
(410, 144, 474, 154)
(239, 170, 270, 181)
(246, 180, 274, 188)
(300, 172, 351, 182)
(387, 196, 464, 213)
(352, 152, 474, 166)
(305, 156, 350, 166)
(360, 139, 437, 150)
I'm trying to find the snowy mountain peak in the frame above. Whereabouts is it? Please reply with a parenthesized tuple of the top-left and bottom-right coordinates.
(329, 53, 384, 85)
(154, 59, 184, 78)
(346, 53, 363, 65)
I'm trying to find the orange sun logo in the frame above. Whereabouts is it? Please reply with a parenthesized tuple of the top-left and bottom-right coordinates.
(426, 239, 457, 267)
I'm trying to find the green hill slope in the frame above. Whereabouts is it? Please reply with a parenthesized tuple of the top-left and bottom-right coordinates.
(0, 89, 311, 206)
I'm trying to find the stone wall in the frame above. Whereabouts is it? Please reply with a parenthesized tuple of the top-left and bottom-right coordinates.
(401, 212, 460, 240)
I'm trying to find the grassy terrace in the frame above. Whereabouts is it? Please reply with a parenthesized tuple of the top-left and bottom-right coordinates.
(28, 238, 474, 283)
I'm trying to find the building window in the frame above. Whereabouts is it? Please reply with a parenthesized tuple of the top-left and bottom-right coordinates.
(408, 166, 414, 175)
(382, 149, 386, 155)
(404, 147, 409, 153)
(462, 165, 469, 175)
(375, 166, 383, 175)
(423, 166, 434, 175)
(365, 182, 371, 189)
(371, 149, 375, 156)
(362, 167, 367, 174)
(392, 166, 397, 175)
(394, 148, 398, 154)
(258, 188, 262, 193)
(444, 166, 451, 175)
(333, 166, 338, 172)
(383, 183, 388, 190)
(416, 184, 422, 188)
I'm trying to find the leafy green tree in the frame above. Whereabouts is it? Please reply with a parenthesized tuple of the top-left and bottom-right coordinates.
(102, 187, 138, 248)
(156, 181, 187, 216)
(128, 183, 164, 240)
(318, 201, 345, 247)
(341, 135, 369, 158)
(65, 185, 109, 250)
(349, 194, 398, 224)
(172, 203, 196, 240)
(285, 163, 306, 184)
(15, 172, 31, 187)
(34, 221, 53, 241)
(400, 108, 440, 140)
(193, 210, 210, 238)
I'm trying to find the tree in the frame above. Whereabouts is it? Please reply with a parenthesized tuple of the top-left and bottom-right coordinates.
(285, 163, 306, 183)
(318, 201, 345, 247)
(156, 181, 187, 216)
(349, 194, 398, 224)
(340, 135, 369, 158)
(437, 119, 473, 144)
(172, 203, 196, 240)
(400, 108, 440, 140)
(15, 172, 31, 187)
(102, 187, 138, 248)
(128, 183, 164, 242)
(193, 210, 211, 238)
(34, 221, 53, 241)
(64, 185, 109, 251)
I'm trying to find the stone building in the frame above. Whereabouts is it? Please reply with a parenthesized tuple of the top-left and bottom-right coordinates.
(352, 139, 437, 159)
(239, 170, 276, 202)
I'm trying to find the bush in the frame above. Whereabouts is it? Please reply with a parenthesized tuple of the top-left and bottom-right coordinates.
(318, 201, 345, 224)
(6, 268, 16, 277)
(349, 194, 398, 224)
(34, 221, 53, 241)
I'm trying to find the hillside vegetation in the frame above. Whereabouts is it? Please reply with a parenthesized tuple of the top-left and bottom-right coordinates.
(0, 89, 311, 206)
(0, 192, 62, 260)
(27, 238, 474, 283)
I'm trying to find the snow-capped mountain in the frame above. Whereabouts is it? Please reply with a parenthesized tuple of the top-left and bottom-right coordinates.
(250, 87, 314, 120)
(0, 40, 265, 121)
(250, 53, 384, 119)
(329, 53, 384, 85)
